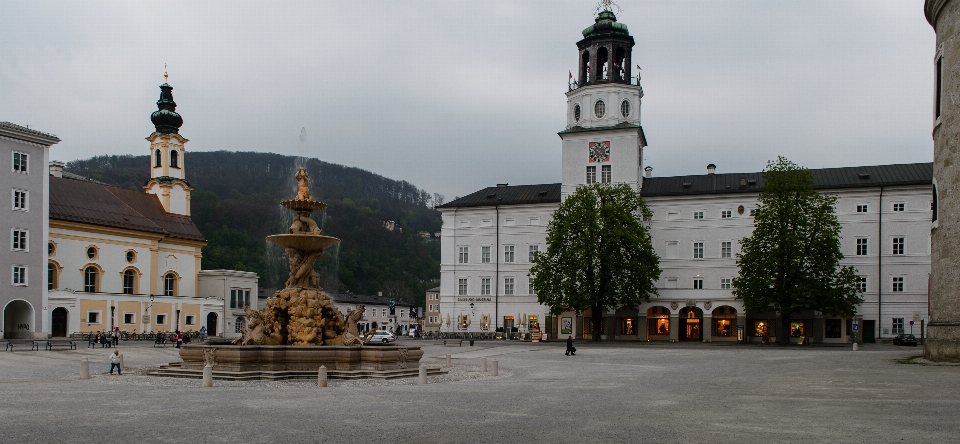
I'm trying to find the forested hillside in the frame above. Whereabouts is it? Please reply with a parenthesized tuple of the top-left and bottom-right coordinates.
(66, 151, 440, 306)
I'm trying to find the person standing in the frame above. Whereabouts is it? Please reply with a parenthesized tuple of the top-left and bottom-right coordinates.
(566, 336, 576, 356)
(109, 349, 122, 375)
(175, 330, 183, 348)
(199, 326, 206, 342)
(112, 326, 120, 346)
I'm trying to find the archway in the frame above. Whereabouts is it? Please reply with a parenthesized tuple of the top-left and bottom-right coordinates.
(3, 300, 35, 339)
(679, 306, 703, 342)
(646, 306, 671, 338)
(206, 312, 218, 337)
(711, 306, 738, 339)
(51, 307, 68, 337)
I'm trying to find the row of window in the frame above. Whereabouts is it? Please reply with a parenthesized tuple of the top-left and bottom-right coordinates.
(663, 201, 920, 222)
(662, 275, 909, 292)
(457, 217, 541, 228)
(585, 165, 612, 184)
(665, 236, 914, 260)
(46, 263, 178, 295)
(426, 316, 440, 324)
(855, 237, 912, 256)
(458, 245, 540, 264)
(457, 277, 535, 296)
(572, 99, 631, 123)
(85, 311, 194, 326)
(427, 304, 439, 312)
(229, 289, 251, 309)
(856, 203, 912, 213)
(154, 149, 180, 168)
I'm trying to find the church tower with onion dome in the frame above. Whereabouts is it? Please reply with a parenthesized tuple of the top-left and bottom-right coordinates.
(144, 72, 193, 216)
(559, 4, 647, 199)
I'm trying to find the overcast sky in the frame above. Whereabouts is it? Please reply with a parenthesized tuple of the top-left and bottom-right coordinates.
(1, 1, 935, 199)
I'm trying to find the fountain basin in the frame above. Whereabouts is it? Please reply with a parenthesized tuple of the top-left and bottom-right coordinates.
(179, 344, 423, 372)
(267, 234, 340, 251)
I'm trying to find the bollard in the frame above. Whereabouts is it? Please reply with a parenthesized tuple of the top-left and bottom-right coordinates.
(418, 364, 427, 385)
(202, 364, 213, 387)
(318, 365, 328, 387)
(481, 357, 487, 372)
(80, 358, 90, 380)
(445, 354, 451, 368)
(853, 343, 859, 351)
(491, 359, 498, 376)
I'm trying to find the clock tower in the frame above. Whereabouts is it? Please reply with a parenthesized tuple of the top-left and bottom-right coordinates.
(559, 7, 647, 199)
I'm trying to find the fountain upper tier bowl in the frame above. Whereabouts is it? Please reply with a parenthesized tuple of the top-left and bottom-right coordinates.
(281, 199, 327, 212)
(267, 234, 340, 251)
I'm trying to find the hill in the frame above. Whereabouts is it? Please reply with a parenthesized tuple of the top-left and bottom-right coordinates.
(65, 151, 440, 306)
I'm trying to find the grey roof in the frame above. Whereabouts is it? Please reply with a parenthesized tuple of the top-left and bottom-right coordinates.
(0, 121, 60, 144)
(62, 171, 111, 186)
(641, 162, 933, 197)
(426, 286, 440, 292)
(557, 123, 648, 148)
(437, 183, 561, 209)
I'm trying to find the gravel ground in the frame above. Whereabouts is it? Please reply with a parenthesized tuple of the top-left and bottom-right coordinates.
(0, 339, 957, 443)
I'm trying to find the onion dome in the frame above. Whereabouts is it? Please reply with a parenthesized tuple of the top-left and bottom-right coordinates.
(582, 9, 630, 38)
(150, 83, 183, 134)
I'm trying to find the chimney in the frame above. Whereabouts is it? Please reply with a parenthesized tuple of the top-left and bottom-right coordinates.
(707, 163, 716, 175)
(49, 160, 65, 178)
(644, 166, 652, 178)
(496, 183, 509, 187)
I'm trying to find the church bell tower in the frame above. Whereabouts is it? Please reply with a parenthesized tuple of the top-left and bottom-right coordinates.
(144, 73, 192, 216)
(559, 7, 647, 199)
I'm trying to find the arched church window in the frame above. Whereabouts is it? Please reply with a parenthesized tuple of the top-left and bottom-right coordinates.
(48, 262, 59, 290)
(621, 100, 630, 118)
(123, 269, 136, 294)
(595, 100, 605, 119)
(155, 149, 162, 167)
(164, 272, 177, 296)
(84, 266, 99, 293)
(171, 150, 179, 168)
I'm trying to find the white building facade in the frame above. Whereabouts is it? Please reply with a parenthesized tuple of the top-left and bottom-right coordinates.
(437, 8, 933, 344)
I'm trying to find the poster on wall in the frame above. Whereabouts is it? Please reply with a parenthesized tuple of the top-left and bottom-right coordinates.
(560, 317, 573, 335)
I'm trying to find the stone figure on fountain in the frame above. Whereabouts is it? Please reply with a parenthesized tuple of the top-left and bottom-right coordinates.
(234, 168, 373, 347)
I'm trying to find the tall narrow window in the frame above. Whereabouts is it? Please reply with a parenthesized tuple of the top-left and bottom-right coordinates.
(12, 190, 28, 211)
(856, 277, 868, 293)
(122, 270, 135, 294)
(170, 150, 179, 168)
(47, 262, 57, 290)
(504, 245, 515, 263)
(586, 166, 597, 184)
(480, 278, 491, 295)
(528, 245, 539, 262)
(693, 279, 703, 289)
(481, 246, 491, 263)
(504, 277, 514, 295)
(164, 273, 176, 296)
(892, 237, 905, 255)
(892, 318, 905, 335)
(937, 54, 943, 119)
(458, 246, 469, 264)
(154, 149, 162, 167)
(458, 278, 467, 296)
(601, 165, 611, 183)
(11, 229, 27, 251)
(84, 266, 98, 292)
(13, 266, 27, 285)
(528, 279, 536, 295)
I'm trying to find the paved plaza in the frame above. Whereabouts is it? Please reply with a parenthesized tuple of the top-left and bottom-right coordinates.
(0, 339, 957, 443)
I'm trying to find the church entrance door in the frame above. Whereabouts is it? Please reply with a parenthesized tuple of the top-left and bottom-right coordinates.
(52, 307, 68, 337)
(206, 312, 217, 337)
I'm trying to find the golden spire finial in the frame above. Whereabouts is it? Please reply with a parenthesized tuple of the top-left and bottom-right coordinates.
(164, 63, 168, 83)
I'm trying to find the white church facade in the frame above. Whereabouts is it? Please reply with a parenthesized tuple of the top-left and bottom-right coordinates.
(437, 8, 933, 344)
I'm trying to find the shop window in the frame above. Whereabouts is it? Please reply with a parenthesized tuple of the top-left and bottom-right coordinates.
(714, 319, 734, 337)
(648, 317, 669, 336)
(825, 319, 842, 338)
(790, 322, 805, 337)
(621, 318, 636, 335)
(754, 320, 769, 337)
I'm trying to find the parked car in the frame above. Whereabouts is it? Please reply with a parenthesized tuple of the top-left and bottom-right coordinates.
(893, 334, 918, 346)
(369, 330, 396, 343)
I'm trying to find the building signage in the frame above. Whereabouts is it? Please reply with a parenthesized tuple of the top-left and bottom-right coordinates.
(456, 297, 492, 302)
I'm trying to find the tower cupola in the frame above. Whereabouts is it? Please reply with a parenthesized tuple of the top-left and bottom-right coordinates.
(150, 83, 183, 134)
(576, 8, 636, 87)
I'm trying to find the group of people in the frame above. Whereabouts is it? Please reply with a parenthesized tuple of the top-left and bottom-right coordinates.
(91, 327, 120, 347)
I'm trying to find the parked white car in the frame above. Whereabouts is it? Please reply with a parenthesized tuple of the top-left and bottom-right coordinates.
(369, 330, 396, 343)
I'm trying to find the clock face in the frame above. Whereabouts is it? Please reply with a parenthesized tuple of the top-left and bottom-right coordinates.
(588, 141, 610, 163)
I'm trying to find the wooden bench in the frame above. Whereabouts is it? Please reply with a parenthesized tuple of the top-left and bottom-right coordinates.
(1, 340, 11, 351)
(443, 339, 464, 347)
(153, 338, 169, 348)
(44, 340, 77, 350)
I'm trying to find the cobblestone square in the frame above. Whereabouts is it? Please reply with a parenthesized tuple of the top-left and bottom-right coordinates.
(0, 340, 957, 442)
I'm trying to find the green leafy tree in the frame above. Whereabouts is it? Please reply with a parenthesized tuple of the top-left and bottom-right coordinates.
(530, 183, 661, 341)
(733, 157, 862, 345)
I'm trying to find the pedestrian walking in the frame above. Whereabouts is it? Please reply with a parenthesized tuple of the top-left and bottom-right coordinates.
(175, 330, 183, 348)
(199, 326, 206, 342)
(109, 349, 122, 375)
(566, 336, 576, 356)
(112, 326, 120, 346)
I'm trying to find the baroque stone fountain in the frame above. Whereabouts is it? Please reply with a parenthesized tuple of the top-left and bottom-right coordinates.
(173, 167, 425, 379)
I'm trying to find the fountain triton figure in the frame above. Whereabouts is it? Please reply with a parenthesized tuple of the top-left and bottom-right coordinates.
(233, 168, 374, 346)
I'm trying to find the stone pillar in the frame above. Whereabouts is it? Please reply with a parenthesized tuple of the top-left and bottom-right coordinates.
(926, 0, 960, 362)
(669, 314, 679, 343)
(418, 365, 427, 385)
(702, 316, 712, 343)
(738, 315, 747, 342)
